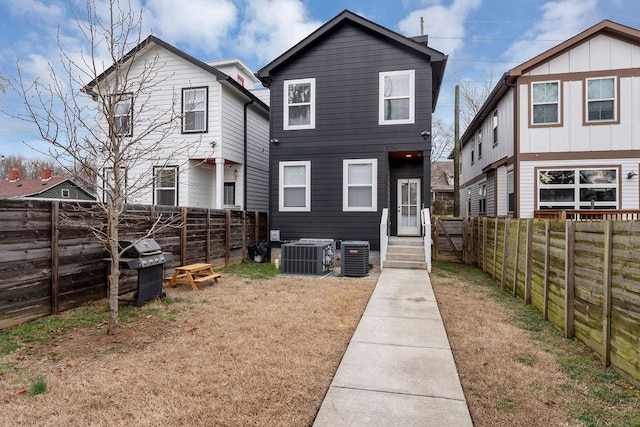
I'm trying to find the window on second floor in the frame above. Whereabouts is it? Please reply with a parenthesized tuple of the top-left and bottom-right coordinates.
(477, 129, 483, 159)
(112, 93, 132, 137)
(182, 87, 208, 133)
(154, 166, 178, 206)
(492, 110, 498, 146)
(379, 70, 415, 125)
(586, 77, 616, 123)
(343, 159, 377, 212)
(279, 161, 311, 211)
(532, 81, 560, 125)
(284, 78, 315, 130)
(61, 188, 70, 198)
(471, 146, 475, 165)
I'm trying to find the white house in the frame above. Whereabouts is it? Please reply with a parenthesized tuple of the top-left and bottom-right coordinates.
(459, 20, 640, 218)
(84, 36, 270, 212)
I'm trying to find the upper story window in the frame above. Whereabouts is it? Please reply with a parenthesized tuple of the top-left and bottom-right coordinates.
(182, 87, 208, 133)
(279, 161, 311, 211)
(379, 70, 415, 125)
(492, 110, 498, 146)
(343, 159, 377, 212)
(112, 93, 132, 137)
(61, 188, 70, 198)
(586, 77, 616, 123)
(477, 129, 483, 159)
(284, 78, 315, 130)
(532, 81, 560, 125)
(154, 166, 178, 206)
(471, 145, 475, 165)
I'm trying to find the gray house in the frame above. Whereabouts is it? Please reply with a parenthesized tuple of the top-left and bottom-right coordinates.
(257, 10, 447, 249)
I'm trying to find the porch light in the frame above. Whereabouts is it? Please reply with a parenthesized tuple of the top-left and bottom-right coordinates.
(628, 171, 637, 179)
(233, 169, 238, 181)
(405, 154, 412, 158)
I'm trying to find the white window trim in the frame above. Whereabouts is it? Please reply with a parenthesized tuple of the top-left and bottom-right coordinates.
(531, 80, 560, 125)
(379, 70, 415, 125)
(279, 161, 311, 212)
(182, 87, 208, 133)
(537, 167, 618, 210)
(61, 188, 70, 198)
(154, 166, 179, 206)
(585, 76, 617, 123)
(283, 78, 315, 130)
(343, 158, 378, 212)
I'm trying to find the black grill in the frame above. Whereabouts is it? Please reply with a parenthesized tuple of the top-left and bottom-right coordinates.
(115, 238, 173, 306)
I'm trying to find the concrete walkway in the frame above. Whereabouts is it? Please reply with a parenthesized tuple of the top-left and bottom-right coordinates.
(314, 268, 473, 426)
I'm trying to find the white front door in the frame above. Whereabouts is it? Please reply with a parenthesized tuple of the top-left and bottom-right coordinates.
(397, 179, 421, 236)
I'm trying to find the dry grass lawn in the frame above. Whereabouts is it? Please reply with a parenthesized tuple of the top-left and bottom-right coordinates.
(0, 269, 376, 426)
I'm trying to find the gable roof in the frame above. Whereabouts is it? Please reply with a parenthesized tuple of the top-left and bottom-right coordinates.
(83, 36, 268, 112)
(0, 177, 93, 200)
(256, 9, 448, 110)
(460, 19, 640, 146)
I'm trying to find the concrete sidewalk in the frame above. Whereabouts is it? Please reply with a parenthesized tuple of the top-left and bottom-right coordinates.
(314, 268, 473, 426)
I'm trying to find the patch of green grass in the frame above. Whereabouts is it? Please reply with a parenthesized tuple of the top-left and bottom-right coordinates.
(0, 362, 16, 373)
(220, 261, 279, 280)
(161, 297, 185, 305)
(161, 309, 181, 322)
(514, 354, 536, 367)
(26, 376, 47, 396)
(495, 397, 514, 412)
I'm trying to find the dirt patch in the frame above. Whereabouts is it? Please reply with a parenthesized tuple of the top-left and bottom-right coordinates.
(0, 272, 376, 426)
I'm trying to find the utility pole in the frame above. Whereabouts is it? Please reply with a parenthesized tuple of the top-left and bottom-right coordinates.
(453, 85, 460, 217)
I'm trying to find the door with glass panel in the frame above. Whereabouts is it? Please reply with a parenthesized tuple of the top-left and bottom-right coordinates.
(397, 179, 421, 236)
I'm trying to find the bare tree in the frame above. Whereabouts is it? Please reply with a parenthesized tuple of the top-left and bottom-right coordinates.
(5, 0, 191, 333)
(431, 117, 454, 164)
(0, 154, 64, 179)
(457, 69, 499, 131)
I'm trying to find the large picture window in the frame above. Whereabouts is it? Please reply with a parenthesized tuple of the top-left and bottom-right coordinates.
(284, 78, 315, 130)
(538, 168, 618, 210)
(586, 77, 616, 122)
(379, 70, 415, 125)
(279, 161, 311, 211)
(154, 166, 178, 206)
(182, 87, 208, 133)
(532, 81, 560, 125)
(343, 159, 377, 212)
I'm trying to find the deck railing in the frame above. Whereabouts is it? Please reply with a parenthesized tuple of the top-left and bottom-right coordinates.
(379, 208, 389, 269)
(421, 208, 432, 272)
(534, 209, 640, 220)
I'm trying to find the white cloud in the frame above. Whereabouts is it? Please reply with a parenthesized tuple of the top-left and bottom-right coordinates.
(397, 0, 482, 56)
(5, 0, 65, 20)
(503, 0, 598, 64)
(237, 0, 322, 65)
(145, 0, 237, 54)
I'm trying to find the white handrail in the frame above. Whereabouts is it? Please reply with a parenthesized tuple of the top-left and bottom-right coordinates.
(421, 208, 432, 272)
(379, 208, 389, 269)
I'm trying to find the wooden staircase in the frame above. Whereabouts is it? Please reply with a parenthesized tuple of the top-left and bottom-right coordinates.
(383, 236, 427, 270)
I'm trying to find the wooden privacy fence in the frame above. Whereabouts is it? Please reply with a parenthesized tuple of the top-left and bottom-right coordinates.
(0, 200, 268, 330)
(449, 216, 640, 385)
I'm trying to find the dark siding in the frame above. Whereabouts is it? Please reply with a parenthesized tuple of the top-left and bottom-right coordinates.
(268, 23, 435, 249)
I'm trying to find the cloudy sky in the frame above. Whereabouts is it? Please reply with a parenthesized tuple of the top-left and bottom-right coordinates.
(0, 0, 638, 158)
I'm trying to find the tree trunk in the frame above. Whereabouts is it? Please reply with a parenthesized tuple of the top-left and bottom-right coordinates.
(107, 209, 120, 334)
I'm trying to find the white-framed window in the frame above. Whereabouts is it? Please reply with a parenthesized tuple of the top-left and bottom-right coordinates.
(343, 159, 377, 212)
(154, 166, 178, 206)
(284, 78, 315, 130)
(538, 168, 618, 210)
(586, 77, 616, 122)
(103, 167, 127, 203)
(379, 70, 415, 125)
(112, 93, 132, 137)
(479, 184, 487, 215)
(471, 145, 475, 165)
(182, 87, 208, 133)
(477, 129, 483, 159)
(492, 110, 498, 146)
(61, 188, 70, 198)
(532, 81, 560, 125)
(279, 161, 311, 211)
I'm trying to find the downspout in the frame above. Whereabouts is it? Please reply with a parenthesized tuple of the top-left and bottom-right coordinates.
(243, 99, 254, 210)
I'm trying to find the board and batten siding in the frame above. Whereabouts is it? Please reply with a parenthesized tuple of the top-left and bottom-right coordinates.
(268, 23, 435, 248)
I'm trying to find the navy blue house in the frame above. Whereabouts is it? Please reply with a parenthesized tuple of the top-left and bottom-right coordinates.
(257, 10, 447, 249)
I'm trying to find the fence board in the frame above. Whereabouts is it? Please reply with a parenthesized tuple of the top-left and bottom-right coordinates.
(0, 200, 267, 330)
